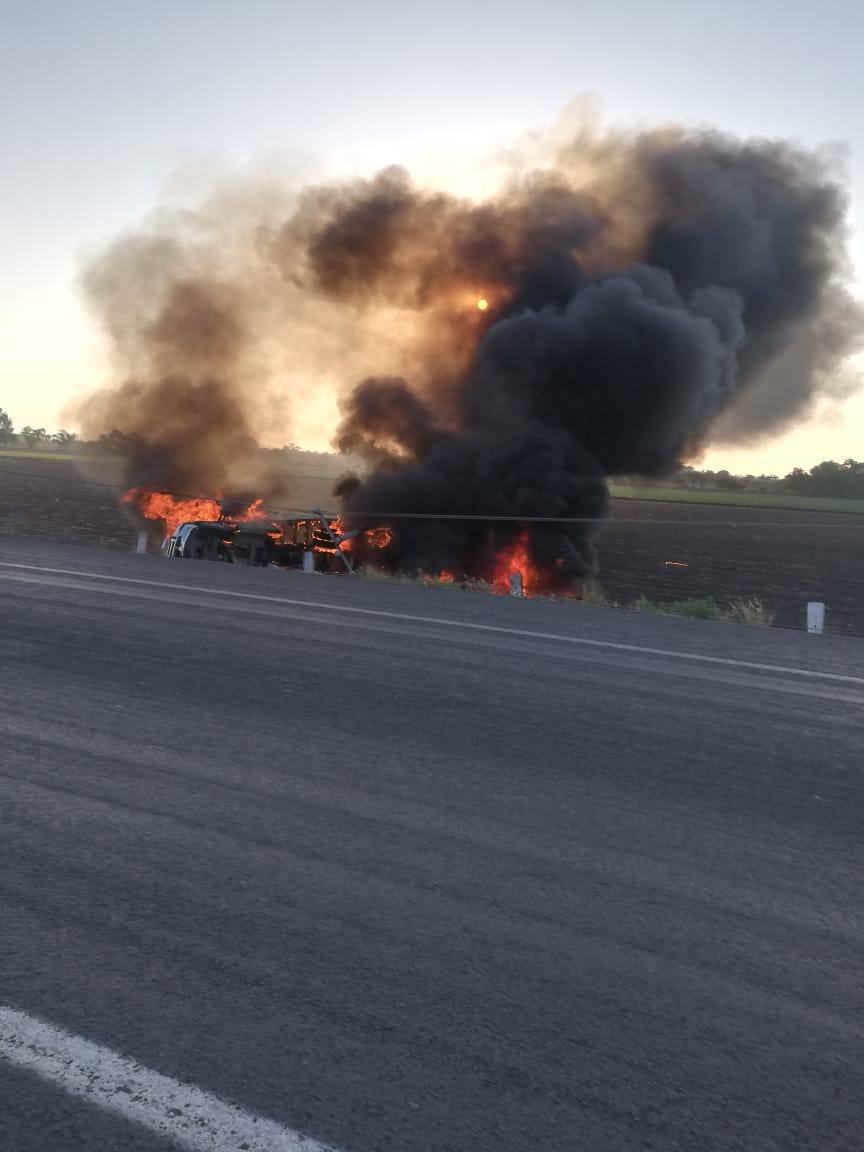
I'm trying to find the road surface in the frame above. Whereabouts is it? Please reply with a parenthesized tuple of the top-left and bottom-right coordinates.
(1, 537, 863, 1151)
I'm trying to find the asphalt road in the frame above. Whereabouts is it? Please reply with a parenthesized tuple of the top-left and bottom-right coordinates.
(1, 537, 863, 1151)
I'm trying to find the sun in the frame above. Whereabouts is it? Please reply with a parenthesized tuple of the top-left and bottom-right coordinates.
(476, 297, 489, 311)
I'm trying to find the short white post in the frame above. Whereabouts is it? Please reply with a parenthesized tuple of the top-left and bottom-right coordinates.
(807, 601, 825, 634)
(302, 551, 316, 573)
(135, 532, 148, 554)
(509, 571, 523, 597)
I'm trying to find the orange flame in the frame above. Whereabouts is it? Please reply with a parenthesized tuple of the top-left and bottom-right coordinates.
(331, 518, 359, 552)
(123, 488, 265, 536)
(422, 569, 456, 584)
(329, 519, 394, 553)
(492, 532, 540, 595)
(364, 525, 393, 549)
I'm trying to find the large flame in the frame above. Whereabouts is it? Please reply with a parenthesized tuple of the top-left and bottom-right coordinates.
(492, 532, 541, 595)
(124, 488, 265, 536)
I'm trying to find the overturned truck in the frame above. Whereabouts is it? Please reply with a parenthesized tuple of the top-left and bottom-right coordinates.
(161, 513, 356, 572)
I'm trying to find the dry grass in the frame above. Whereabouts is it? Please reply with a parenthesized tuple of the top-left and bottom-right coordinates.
(633, 594, 722, 619)
(360, 568, 777, 627)
(355, 566, 416, 585)
(632, 593, 777, 627)
(358, 567, 474, 591)
(726, 598, 776, 627)
(580, 581, 608, 607)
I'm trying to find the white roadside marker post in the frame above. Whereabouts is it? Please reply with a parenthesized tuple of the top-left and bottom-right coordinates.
(135, 532, 148, 554)
(509, 571, 524, 597)
(302, 550, 316, 573)
(807, 601, 825, 634)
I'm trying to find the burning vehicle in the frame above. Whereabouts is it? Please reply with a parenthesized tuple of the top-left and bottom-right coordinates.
(151, 496, 356, 572)
(160, 516, 351, 570)
(79, 115, 861, 593)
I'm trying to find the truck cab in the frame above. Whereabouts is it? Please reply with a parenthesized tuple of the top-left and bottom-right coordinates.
(161, 521, 232, 560)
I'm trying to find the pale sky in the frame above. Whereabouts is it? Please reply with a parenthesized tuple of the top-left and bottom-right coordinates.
(1, 0, 862, 474)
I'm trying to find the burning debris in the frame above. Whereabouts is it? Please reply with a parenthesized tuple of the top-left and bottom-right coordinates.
(77, 112, 862, 591)
(159, 511, 354, 570)
(145, 493, 391, 573)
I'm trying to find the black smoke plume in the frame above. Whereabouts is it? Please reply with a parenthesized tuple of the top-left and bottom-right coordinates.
(305, 133, 860, 584)
(76, 118, 861, 580)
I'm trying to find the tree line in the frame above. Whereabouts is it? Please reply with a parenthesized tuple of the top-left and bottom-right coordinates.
(0, 408, 78, 448)
(784, 459, 864, 499)
(0, 410, 352, 475)
(671, 461, 864, 498)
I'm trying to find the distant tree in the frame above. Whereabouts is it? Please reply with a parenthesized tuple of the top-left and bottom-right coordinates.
(785, 460, 864, 499)
(53, 429, 78, 447)
(20, 426, 48, 449)
(785, 467, 809, 494)
(714, 469, 744, 491)
(811, 460, 847, 495)
(0, 408, 14, 446)
(96, 429, 144, 456)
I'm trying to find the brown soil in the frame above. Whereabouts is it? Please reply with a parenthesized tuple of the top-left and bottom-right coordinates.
(0, 457, 341, 550)
(0, 457, 132, 548)
(597, 501, 864, 634)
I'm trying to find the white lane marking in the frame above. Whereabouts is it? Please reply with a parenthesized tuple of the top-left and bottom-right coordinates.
(1, 559, 863, 687)
(0, 1004, 338, 1152)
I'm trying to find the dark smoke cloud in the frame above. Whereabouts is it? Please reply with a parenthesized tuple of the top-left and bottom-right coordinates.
(77, 117, 861, 582)
(312, 131, 860, 584)
(274, 165, 599, 310)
